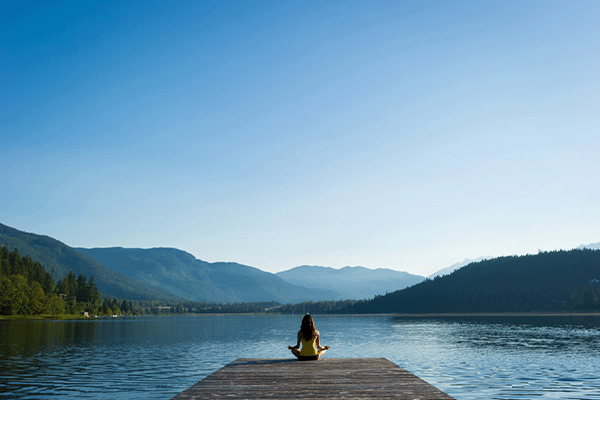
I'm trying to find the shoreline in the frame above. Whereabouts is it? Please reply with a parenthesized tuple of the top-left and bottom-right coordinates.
(389, 312, 600, 317)
(0, 314, 91, 321)
(3, 311, 600, 321)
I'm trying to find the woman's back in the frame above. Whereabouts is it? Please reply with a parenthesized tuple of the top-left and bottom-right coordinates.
(288, 314, 329, 360)
(299, 331, 318, 356)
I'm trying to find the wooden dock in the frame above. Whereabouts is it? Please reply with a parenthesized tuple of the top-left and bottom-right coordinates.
(172, 358, 454, 400)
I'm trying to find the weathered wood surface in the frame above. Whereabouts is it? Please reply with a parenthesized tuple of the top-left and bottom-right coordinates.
(172, 358, 454, 400)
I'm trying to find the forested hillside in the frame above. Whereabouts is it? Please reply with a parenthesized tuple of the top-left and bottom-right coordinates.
(0, 246, 103, 316)
(352, 249, 600, 313)
(0, 224, 175, 301)
(0, 224, 339, 303)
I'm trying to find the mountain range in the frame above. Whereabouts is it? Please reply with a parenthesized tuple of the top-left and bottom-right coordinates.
(5, 222, 595, 306)
(1, 223, 423, 303)
(75, 246, 341, 303)
(276, 265, 424, 300)
(579, 242, 600, 250)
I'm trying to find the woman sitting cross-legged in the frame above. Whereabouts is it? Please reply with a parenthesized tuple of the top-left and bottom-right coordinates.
(287, 314, 330, 361)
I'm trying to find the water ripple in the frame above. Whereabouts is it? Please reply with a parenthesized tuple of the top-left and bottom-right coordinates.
(2, 315, 600, 399)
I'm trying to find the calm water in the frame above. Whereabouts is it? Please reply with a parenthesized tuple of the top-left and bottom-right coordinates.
(1, 314, 599, 400)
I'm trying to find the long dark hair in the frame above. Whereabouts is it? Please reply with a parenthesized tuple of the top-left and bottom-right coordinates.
(300, 314, 317, 341)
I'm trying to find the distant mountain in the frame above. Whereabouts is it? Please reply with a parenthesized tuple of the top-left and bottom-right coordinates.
(76, 247, 343, 304)
(354, 249, 600, 313)
(0, 223, 175, 300)
(428, 256, 492, 278)
(0, 223, 341, 303)
(578, 242, 600, 250)
(276, 265, 425, 300)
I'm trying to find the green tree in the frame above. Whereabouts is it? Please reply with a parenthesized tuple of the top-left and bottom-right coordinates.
(10, 274, 30, 315)
(0, 275, 15, 315)
(76, 274, 90, 302)
(581, 285, 598, 309)
(58, 271, 78, 303)
(101, 299, 111, 315)
(89, 276, 101, 304)
(45, 294, 66, 315)
(28, 281, 46, 315)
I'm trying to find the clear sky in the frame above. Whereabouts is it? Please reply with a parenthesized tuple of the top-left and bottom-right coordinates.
(2, 0, 599, 277)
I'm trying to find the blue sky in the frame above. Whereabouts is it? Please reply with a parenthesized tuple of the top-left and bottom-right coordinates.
(2, 0, 599, 276)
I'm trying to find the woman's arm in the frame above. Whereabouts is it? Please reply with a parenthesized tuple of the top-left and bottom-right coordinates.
(287, 331, 302, 350)
(315, 332, 330, 351)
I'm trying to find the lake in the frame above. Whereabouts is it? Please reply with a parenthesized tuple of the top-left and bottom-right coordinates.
(1, 314, 600, 400)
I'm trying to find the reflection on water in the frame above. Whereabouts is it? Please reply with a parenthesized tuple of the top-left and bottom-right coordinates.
(385, 315, 600, 399)
(1, 314, 600, 399)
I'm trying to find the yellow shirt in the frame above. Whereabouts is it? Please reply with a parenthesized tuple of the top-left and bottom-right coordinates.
(300, 337, 318, 356)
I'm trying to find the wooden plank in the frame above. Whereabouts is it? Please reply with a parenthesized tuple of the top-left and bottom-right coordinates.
(172, 358, 454, 400)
